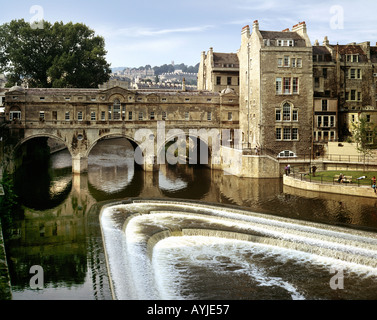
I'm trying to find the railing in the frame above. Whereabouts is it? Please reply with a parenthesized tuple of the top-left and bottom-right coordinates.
(288, 168, 374, 187)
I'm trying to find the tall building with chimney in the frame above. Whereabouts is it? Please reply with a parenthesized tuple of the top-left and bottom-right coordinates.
(237, 20, 313, 157)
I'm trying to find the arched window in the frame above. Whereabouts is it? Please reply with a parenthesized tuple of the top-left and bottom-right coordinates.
(278, 150, 297, 158)
(283, 102, 291, 121)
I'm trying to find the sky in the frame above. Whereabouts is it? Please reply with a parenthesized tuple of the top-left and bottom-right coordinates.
(1, 0, 377, 69)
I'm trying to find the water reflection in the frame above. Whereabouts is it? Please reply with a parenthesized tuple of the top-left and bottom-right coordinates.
(4, 138, 377, 300)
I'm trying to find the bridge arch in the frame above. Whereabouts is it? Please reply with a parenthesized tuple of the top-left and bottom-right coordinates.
(85, 133, 142, 159)
(157, 130, 214, 166)
(15, 134, 71, 156)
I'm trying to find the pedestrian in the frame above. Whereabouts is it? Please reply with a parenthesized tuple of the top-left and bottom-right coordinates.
(338, 173, 344, 183)
(287, 164, 291, 175)
(312, 165, 317, 177)
(372, 176, 376, 186)
(373, 183, 377, 194)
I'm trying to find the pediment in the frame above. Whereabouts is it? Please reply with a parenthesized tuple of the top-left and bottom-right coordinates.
(99, 86, 136, 102)
(100, 86, 134, 95)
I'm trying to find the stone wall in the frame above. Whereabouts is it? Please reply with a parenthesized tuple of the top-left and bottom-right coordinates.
(221, 146, 280, 178)
(283, 174, 376, 198)
(0, 221, 12, 300)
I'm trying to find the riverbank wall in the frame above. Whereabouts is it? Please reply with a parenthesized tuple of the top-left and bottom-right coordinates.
(0, 221, 12, 300)
(283, 174, 377, 198)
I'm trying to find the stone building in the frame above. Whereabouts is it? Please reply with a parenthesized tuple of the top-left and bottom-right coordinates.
(312, 37, 377, 148)
(197, 47, 240, 94)
(237, 21, 314, 158)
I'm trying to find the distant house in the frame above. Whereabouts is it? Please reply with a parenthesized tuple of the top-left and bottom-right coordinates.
(197, 48, 240, 94)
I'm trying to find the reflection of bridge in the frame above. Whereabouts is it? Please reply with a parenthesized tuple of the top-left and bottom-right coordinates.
(4, 86, 240, 174)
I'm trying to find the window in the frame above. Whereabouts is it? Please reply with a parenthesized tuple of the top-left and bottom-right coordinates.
(113, 100, 121, 120)
(39, 111, 45, 120)
(283, 103, 291, 121)
(227, 77, 232, 85)
(323, 116, 329, 127)
(292, 110, 298, 121)
(357, 92, 362, 101)
(330, 116, 335, 127)
(216, 77, 221, 85)
(276, 78, 282, 94)
(276, 109, 281, 121)
(276, 128, 282, 140)
(65, 112, 70, 121)
(108, 106, 112, 120)
(278, 39, 294, 47)
(150, 112, 155, 120)
(292, 128, 298, 140)
(292, 78, 299, 94)
(350, 90, 356, 101)
(314, 77, 320, 88)
(283, 78, 291, 94)
(366, 114, 371, 122)
(208, 112, 212, 121)
(283, 56, 290, 67)
(101, 111, 106, 121)
(291, 58, 296, 68)
(139, 112, 143, 121)
(322, 100, 328, 111)
(78, 111, 83, 121)
(53, 111, 57, 120)
(228, 112, 233, 121)
(91, 112, 96, 121)
(283, 128, 291, 140)
(318, 116, 322, 127)
(278, 58, 283, 67)
(346, 54, 359, 62)
(278, 150, 297, 158)
(323, 68, 327, 78)
(129, 111, 133, 120)
(10, 111, 21, 120)
(297, 58, 302, 68)
(162, 111, 167, 120)
(367, 131, 373, 144)
(185, 112, 190, 121)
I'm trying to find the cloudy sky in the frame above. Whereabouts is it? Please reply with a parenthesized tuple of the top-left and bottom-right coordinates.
(1, 0, 377, 68)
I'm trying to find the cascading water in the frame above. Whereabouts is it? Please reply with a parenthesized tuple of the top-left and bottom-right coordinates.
(100, 200, 377, 300)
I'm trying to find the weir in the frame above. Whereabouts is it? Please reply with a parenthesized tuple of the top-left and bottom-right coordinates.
(100, 199, 377, 300)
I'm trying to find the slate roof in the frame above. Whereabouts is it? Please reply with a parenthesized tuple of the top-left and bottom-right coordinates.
(213, 52, 239, 68)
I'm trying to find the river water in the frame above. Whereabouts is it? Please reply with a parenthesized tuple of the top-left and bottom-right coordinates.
(3, 138, 377, 300)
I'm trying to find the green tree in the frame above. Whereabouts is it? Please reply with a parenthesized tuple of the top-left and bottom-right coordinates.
(351, 116, 377, 168)
(0, 19, 111, 88)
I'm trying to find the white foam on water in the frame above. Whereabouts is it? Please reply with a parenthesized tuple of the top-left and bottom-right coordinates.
(100, 201, 377, 300)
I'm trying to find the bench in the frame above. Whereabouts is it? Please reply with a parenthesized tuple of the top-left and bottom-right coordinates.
(333, 175, 353, 183)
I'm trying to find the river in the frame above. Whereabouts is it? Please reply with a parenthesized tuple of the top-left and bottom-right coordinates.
(3, 138, 377, 300)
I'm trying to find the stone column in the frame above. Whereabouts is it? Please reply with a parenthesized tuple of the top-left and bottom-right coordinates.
(72, 155, 88, 174)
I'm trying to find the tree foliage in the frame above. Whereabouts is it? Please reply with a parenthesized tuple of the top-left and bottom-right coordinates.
(0, 19, 111, 88)
(351, 115, 377, 157)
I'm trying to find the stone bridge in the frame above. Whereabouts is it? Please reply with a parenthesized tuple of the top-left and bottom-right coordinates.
(3, 86, 240, 174)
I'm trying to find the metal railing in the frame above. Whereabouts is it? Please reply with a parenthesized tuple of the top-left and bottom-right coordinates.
(288, 168, 374, 187)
